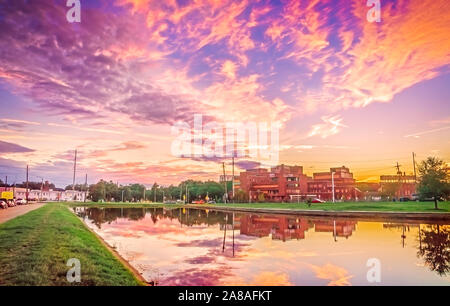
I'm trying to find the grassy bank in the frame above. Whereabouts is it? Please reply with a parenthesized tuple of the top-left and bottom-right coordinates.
(206, 201, 450, 213)
(0, 203, 144, 286)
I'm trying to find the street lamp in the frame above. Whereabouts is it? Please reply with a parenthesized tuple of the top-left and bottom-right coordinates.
(37, 176, 44, 202)
(331, 171, 336, 203)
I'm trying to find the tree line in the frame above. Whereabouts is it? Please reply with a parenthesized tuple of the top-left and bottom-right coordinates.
(86, 179, 230, 203)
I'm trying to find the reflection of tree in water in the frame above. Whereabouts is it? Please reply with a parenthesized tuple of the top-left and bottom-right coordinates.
(83, 208, 146, 228)
(83, 206, 241, 229)
(417, 225, 450, 276)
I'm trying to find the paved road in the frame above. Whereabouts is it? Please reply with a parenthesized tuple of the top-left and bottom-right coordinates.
(0, 203, 45, 224)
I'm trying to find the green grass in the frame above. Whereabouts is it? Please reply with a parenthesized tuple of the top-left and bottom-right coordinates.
(0, 203, 144, 286)
(206, 201, 450, 213)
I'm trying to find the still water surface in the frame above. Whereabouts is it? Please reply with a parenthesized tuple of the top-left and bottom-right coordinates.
(75, 207, 449, 286)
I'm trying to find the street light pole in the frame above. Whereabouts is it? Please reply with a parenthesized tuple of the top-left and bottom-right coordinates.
(331, 171, 335, 203)
(40, 177, 43, 201)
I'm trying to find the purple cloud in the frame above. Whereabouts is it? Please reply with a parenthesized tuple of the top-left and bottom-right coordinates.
(235, 160, 261, 170)
(0, 0, 205, 126)
(0, 140, 34, 153)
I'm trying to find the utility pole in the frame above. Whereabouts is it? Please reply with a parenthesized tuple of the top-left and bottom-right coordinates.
(40, 177, 44, 201)
(5, 176, 7, 186)
(26, 165, 29, 204)
(331, 171, 335, 203)
(222, 162, 228, 204)
(412, 152, 417, 184)
(84, 174, 88, 203)
(395, 162, 403, 184)
(72, 149, 77, 192)
(232, 156, 235, 202)
(395, 162, 402, 175)
(154, 184, 156, 203)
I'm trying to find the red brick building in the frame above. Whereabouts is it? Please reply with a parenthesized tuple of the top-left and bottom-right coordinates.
(380, 174, 416, 199)
(239, 164, 311, 202)
(307, 166, 359, 201)
(238, 164, 360, 202)
(314, 220, 357, 239)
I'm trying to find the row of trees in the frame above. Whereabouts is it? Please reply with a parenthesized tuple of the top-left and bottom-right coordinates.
(87, 179, 230, 203)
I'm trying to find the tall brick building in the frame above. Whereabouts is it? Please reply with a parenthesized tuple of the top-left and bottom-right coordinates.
(239, 164, 359, 202)
(239, 164, 311, 202)
(307, 166, 358, 201)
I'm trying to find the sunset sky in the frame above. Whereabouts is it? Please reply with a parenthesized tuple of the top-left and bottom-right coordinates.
(0, 0, 449, 187)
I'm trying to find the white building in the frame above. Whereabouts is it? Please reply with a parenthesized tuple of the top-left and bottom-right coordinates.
(8, 187, 87, 202)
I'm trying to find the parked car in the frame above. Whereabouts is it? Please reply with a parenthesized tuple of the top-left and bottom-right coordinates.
(0, 198, 13, 207)
(207, 200, 216, 204)
(311, 198, 325, 203)
(16, 199, 27, 205)
(7, 200, 16, 207)
(0, 200, 8, 209)
(192, 200, 205, 204)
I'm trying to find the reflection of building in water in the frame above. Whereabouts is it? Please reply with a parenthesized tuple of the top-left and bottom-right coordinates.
(382, 223, 419, 229)
(314, 220, 357, 238)
(219, 215, 241, 231)
(382, 223, 419, 248)
(239, 215, 313, 241)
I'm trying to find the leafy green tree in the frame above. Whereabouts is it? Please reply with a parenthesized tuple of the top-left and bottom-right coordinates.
(148, 182, 160, 202)
(417, 157, 450, 209)
(17, 181, 46, 190)
(118, 186, 133, 202)
(89, 181, 105, 202)
(65, 184, 85, 191)
(88, 180, 119, 202)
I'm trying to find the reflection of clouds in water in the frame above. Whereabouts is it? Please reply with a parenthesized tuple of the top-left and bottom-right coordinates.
(79, 208, 450, 285)
(162, 266, 234, 286)
(229, 271, 292, 286)
(309, 263, 353, 286)
(185, 256, 216, 265)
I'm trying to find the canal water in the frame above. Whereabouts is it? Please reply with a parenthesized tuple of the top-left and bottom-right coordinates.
(75, 207, 449, 286)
